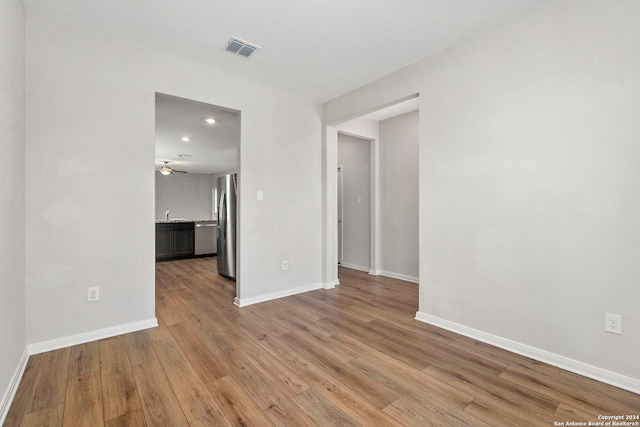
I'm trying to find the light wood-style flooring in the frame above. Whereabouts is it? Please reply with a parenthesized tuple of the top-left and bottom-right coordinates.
(5, 257, 639, 426)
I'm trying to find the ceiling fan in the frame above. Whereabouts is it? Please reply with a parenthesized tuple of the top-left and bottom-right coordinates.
(159, 161, 187, 175)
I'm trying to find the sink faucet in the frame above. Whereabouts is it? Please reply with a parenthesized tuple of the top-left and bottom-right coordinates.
(165, 208, 170, 221)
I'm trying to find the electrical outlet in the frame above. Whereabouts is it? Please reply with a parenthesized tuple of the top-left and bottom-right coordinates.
(282, 260, 289, 271)
(88, 287, 100, 302)
(605, 313, 622, 335)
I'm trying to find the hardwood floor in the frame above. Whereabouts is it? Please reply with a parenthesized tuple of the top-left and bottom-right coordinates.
(5, 258, 639, 426)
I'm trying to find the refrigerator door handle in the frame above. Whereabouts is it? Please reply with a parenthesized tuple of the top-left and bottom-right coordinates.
(218, 191, 226, 237)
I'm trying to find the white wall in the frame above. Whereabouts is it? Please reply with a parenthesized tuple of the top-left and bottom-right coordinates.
(379, 111, 419, 280)
(0, 0, 26, 419)
(338, 134, 371, 271)
(25, 15, 322, 344)
(324, 0, 640, 386)
(155, 172, 215, 221)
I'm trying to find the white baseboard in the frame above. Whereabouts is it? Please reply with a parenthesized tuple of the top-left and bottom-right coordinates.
(323, 279, 339, 289)
(234, 282, 324, 307)
(379, 270, 419, 284)
(340, 262, 369, 272)
(344, 265, 418, 284)
(415, 311, 640, 395)
(27, 318, 158, 355)
(0, 348, 29, 426)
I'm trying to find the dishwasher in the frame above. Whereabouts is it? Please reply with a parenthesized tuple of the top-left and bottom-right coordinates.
(194, 220, 217, 256)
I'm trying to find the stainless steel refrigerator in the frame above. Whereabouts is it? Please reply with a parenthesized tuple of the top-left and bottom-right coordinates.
(217, 173, 237, 280)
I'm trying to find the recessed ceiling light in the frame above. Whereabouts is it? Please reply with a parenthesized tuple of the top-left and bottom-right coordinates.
(181, 136, 190, 142)
(205, 118, 216, 125)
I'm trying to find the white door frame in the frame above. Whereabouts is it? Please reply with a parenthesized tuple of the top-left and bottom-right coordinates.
(324, 126, 380, 286)
(337, 165, 344, 265)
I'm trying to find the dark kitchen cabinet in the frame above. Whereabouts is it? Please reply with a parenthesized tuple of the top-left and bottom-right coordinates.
(172, 223, 195, 257)
(156, 222, 194, 260)
(155, 224, 173, 259)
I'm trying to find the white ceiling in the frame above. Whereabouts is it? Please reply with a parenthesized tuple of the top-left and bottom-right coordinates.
(23, 0, 549, 103)
(155, 94, 240, 175)
(25, 0, 549, 174)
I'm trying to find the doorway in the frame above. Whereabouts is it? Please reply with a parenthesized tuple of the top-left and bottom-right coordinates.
(326, 95, 420, 286)
(337, 134, 371, 272)
(154, 93, 241, 295)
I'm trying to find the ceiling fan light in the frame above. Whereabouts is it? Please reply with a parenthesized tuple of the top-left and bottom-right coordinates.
(160, 166, 172, 175)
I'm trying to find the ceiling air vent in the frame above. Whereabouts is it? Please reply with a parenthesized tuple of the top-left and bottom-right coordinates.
(224, 37, 260, 58)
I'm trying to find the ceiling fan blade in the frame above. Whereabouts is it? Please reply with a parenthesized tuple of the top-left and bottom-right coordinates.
(157, 161, 187, 174)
